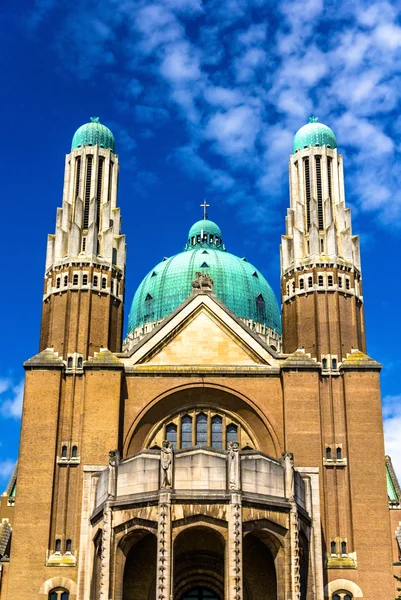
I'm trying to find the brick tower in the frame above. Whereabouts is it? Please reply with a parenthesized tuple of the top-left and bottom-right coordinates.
(40, 116, 126, 360)
(281, 116, 365, 362)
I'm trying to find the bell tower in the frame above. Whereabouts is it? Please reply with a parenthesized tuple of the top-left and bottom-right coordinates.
(40, 117, 126, 359)
(280, 117, 365, 362)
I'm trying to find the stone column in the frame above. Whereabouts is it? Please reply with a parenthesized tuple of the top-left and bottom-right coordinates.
(157, 491, 172, 600)
(227, 493, 242, 600)
(282, 452, 301, 600)
(99, 450, 119, 600)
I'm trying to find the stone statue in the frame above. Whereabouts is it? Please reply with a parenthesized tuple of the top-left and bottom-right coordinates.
(281, 451, 295, 501)
(228, 441, 240, 490)
(191, 272, 214, 293)
(109, 449, 120, 468)
(160, 441, 173, 489)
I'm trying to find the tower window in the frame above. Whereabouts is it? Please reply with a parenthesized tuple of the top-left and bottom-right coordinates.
(83, 155, 92, 229)
(72, 445, 78, 458)
(338, 276, 342, 288)
(82, 237, 86, 252)
(320, 238, 324, 252)
(300, 278, 304, 290)
(55, 539, 61, 553)
(56, 277, 61, 289)
(330, 541, 336, 555)
(110, 280, 114, 294)
(327, 158, 332, 201)
(345, 278, 350, 290)
(332, 358, 337, 370)
(341, 540, 347, 555)
(181, 415, 192, 448)
(82, 274, 88, 286)
(322, 358, 327, 370)
(328, 275, 333, 286)
(75, 156, 81, 199)
(73, 274, 78, 286)
(308, 276, 313, 287)
(66, 539, 72, 553)
(336, 447, 342, 460)
(211, 415, 222, 449)
(77, 357, 83, 369)
(64, 275, 68, 287)
(292, 281, 295, 293)
(102, 277, 106, 290)
(166, 423, 177, 450)
(318, 275, 324, 286)
(49, 590, 69, 600)
(326, 446, 331, 460)
(93, 275, 98, 287)
(316, 156, 324, 230)
(196, 413, 207, 446)
(304, 158, 311, 230)
(67, 357, 73, 369)
(96, 158, 104, 227)
(61, 445, 67, 458)
(226, 423, 238, 447)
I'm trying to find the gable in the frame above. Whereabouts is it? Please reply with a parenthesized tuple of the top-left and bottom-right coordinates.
(142, 309, 264, 365)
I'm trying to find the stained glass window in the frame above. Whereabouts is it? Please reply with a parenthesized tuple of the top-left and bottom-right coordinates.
(211, 416, 222, 449)
(226, 424, 238, 447)
(196, 413, 207, 446)
(166, 423, 177, 449)
(181, 415, 192, 448)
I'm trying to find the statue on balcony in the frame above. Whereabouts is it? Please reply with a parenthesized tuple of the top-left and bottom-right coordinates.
(161, 440, 173, 489)
(228, 441, 240, 490)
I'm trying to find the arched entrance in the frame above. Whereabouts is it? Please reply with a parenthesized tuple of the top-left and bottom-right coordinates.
(243, 533, 277, 600)
(180, 587, 220, 600)
(122, 532, 157, 600)
(174, 526, 225, 600)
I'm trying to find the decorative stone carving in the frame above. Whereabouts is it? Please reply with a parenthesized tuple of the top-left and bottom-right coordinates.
(160, 441, 173, 489)
(229, 495, 243, 600)
(281, 450, 295, 501)
(157, 496, 172, 600)
(109, 449, 120, 467)
(191, 272, 214, 293)
(228, 441, 240, 490)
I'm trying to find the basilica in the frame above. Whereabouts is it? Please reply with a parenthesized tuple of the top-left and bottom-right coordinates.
(0, 116, 400, 600)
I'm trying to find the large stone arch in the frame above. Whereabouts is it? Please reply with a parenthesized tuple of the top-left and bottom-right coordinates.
(39, 577, 77, 597)
(324, 579, 363, 598)
(114, 526, 158, 600)
(124, 382, 281, 457)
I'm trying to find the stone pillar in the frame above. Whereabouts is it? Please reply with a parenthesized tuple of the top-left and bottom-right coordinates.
(157, 492, 172, 600)
(99, 502, 113, 600)
(227, 493, 242, 600)
(282, 452, 301, 600)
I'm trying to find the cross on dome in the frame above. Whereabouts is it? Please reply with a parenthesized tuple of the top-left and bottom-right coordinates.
(309, 116, 319, 123)
(200, 199, 210, 220)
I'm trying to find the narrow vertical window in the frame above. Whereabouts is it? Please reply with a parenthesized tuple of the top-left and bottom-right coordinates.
(61, 445, 67, 458)
(328, 275, 333, 286)
(338, 276, 342, 288)
(55, 539, 61, 553)
(320, 238, 324, 252)
(72, 445, 78, 457)
(327, 158, 332, 201)
(211, 415, 222, 449)
(345, 278, 350, 290)
(102, 277, 106, 289)
(64, 275, 68, 287)
(308, 276, 313, 287)
(304, 158, 311, 230)
(330, 541, 336, 555)
(322, 358, 327, 370)
(93, 275, 98, 287)
(56, 277, 61, 289)
(75, 156, 81, 199)
(316, 157, 323, 229)
(73, 274, 78, 285)
(300, 278, 304, 290)
(82, 237, 86, 252)
(166, 423, 177, 450)
(96, 158, 104, 227)
(77, 357, 83, 368)
(181, 415, 192, 448)
(326, 446, 331, 459)
(336, 447, 342, 460)
(110, 280, 114, 294)
(332, 358, 337, 370)
(82, 274, 88, 286)
(226, 424, 238, 447)
(318, 275, 324, 286)
(83, 155, 92, 229)
(61, 592, 69, 600)
(341, 540, 347, 555)
(108, 162, 113, 205)
(196, 413, 207, 446)
(67, 357, 73, 369)
(66, 539, 72, 553)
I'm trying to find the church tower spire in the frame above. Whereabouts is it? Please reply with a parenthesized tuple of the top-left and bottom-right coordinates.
(280, 118, 365, 360)
(40, 117, 126, 359)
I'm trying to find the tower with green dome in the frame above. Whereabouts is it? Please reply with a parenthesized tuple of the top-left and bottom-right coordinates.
(126, 215, 282, 351)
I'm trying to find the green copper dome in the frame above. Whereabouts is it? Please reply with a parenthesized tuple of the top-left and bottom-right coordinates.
(71, 117, 115, 152)
(293, 117, 337, 153)
(128, 219, 281, 335)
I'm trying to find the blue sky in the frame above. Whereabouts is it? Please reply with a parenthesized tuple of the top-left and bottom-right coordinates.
(1, 0, 400, 486)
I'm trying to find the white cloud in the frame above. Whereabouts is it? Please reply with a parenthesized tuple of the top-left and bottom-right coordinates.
(0, 380, 24, 420)
(0, 460, 15, 483)
(383, 395, 401, 483)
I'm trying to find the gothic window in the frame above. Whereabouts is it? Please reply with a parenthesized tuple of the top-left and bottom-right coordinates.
(93, 275, 98, 287)
(66, 539, 72, 553)
(322, 358, 327, 370)
(181, 415, 192, 448)
(308, 276, 313, 287)
(102, 277, 107, 290)
(96, 158, 104, 226)
(345, 278, 350, 290)
(83, 274, 88, 286)
(73, 274, 78, 286)
(300, 278, 304, 290)
(341, 540, 347, 555)
(72, 445, 78, 458)
(337, 447, 342, 460)
(211, 416, 223, 449)
(64, 275, 68, 287)
(67, 357, 73, 368)
(256, 294, 265, 320)
(327, 158, 332, 201)
(77, 357, 83, 368)
(196, 413, 207, 446)
(55, 539, 61, 553)
(56, 277, 61, 289)
(338, 276, 342, 288)
(318, 275, 324, 286)
(328, 275, 333, 286)
(326, 446, 331, 460)
(49, 590, 69, 600)
(61, 446, 67, 458)
(226, 424, 238, 447)
(166, 423, 177, 449)
(330, 541, 336, 555)
(332, 358, 337, 370)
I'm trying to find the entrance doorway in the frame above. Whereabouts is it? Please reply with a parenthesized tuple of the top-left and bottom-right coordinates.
(181, 587, 220, 600)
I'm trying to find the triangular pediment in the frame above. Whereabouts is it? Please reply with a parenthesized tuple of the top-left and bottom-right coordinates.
(125, 293, 278, 368)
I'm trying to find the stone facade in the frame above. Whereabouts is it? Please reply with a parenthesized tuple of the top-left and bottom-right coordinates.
(0, 124, 397, 600)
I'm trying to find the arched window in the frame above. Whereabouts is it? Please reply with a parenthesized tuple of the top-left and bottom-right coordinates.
(73, 274, 78, 286)
(82, 274, 88, 285)
(93, 275, 98, 287)
(341, 540, 347, 555)
(77, 357, 83, 369)
(336, 447, 342, 460)
(102, 277, 107, 289)
(332, 594, 352, 600)
(67, 357, 73, 368)
(328, 275, 333, 286)
(332, 358, 337, 370)
(308, 276, 313, 287)
(72, 446, 78, 458)
(55, 539, 61, 553)
(196, 413, 207, 446)
(166, 423, 177, 449)
(326, 447, 332, 460)
(110, 280, 114, 294)
(226, 424, 238, 447)
(322, 358, 327, 370)
(292, 281, 295, 293)
(211, 416, 222, 449)
(338, 276, 342, 288)
(64, 275, 68, 287)
(300, 278, 304, 290)
(66, 539, 72, 553)
(330, 540, 336, 555)
(345, 278, 350, 290)
(49, 589, 69, 600)
(56, 277, 61, 289)
(61, 446, 67, 458)
(181, 415, 192, 448)
(318, 275, 324, 286)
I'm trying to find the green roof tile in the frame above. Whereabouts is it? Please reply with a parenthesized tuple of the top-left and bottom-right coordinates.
(72, 117, 115, 152)
(293, 117, 337, 153)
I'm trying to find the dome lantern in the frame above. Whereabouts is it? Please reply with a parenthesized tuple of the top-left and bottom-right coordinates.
(293, 117, 337, 153)
(71, 116, 115, 152)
